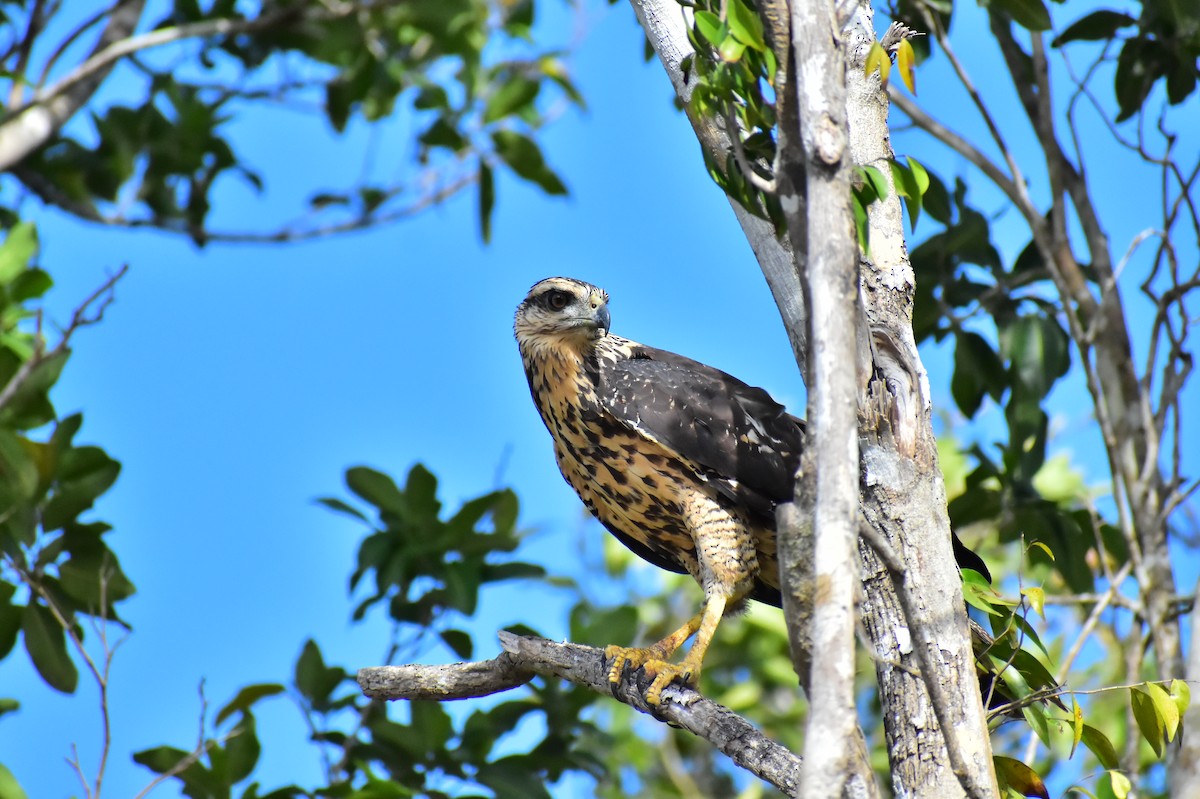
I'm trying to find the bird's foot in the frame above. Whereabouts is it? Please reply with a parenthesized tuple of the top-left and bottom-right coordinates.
(605, 645, 697, 705)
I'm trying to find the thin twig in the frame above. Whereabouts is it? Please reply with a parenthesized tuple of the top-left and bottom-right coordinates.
(131, 684, 211, 799)
(0, 265, 129, 412)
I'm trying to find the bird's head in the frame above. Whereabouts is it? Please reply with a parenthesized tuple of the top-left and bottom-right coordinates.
(514, 277, 611, 351)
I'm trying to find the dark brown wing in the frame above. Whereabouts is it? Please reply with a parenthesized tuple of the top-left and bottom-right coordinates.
(594, 344, 803, 525)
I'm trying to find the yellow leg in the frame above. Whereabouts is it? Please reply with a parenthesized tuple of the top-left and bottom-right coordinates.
(605, 610, 701, 684)
(606, 594, 729, 705)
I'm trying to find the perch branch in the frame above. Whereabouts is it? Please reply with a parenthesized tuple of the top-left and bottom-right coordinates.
(358, 632, 803, 798)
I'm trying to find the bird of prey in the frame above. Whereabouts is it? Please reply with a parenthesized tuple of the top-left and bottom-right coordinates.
(513, 276, 987, 706)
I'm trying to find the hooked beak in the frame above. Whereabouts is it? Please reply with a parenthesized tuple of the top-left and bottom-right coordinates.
(594, 303, 611, 337)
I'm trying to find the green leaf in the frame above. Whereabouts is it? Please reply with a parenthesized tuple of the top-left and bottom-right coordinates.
(962, 570, 1007, 616)
(224, 711, 261, 783)
(484, 77, 540, 124)
(346, 466, 406, 517)
(294, 639, 345, 707)
(0, 350, 69, 430)
(215, 683, 286, 726)
(21, 602, 77, 694)
(726, 0, 766, 52)
(0, 223, 38, 284)
(43, 445, 122, 532)
(694, 11, 725, 48)
(492, 131, 567, 195)
(10, 269, 52, 303)
(1052, 11, 1135, 46)
(132, 745, 194, 774)
(439, 629, 473, 659)
(481, 562, 545, 582)
(851, 193, 870, 253)
(1080, 723, 1119, 769)
(0, 698, 17, 719)
(57, 551, 137, 608)
(857, 165, 889, 201)
(718, 35, 747, 63)
(419, 117, 467, 153)
(314, 496, 368, 522)
(413, 86, 449, 110)
(1130, 684, 1164, 757)
(1001, 315, 1070, 399)
(478, 161, 495, 243)
(1114, 39, 1163, 122)
(992, 0, 1052, 31)
(0, 763, 29, 799)
(952, 331, 1005, 416)
(476, 757, 553, 799)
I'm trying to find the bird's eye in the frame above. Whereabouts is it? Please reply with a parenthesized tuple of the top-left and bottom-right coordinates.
(546, 290, 571, 311)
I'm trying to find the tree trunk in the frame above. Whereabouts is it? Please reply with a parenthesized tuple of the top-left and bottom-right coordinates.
(630, 0, 1000, 796)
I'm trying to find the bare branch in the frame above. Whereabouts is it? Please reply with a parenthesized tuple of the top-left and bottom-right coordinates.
(359, 633, 804, 798)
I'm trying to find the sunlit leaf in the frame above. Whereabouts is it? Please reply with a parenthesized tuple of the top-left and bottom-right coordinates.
(1108, 770, 1131, 799)
(726, 0, 766, 52)
(897, 39, 916, 94)
(1146, 681, 1180, 742)
(0, 763, 28, 799)
(1021, 586, 1045, 619)
(864, 42, 890, 88)
(1069, 697, 1083, 759)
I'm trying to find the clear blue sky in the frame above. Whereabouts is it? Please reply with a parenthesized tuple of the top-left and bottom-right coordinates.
(1, 1, 1194, 797)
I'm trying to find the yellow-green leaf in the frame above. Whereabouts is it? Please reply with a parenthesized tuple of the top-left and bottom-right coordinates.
(718, 35, 746, 63)
(726, 0, 766, 52)
(1069, 697, 1083, 758)
(0, 762, 29, 799)
(1027, 540, 1055, 561)
(1022, 586, 1045, 618)
(1107, 771, 1131, 799)
(864, 42, 890, 88)
(1146, 681, 1180, 742)
(897, 39, 917, 94)
(1171, 678, 1191, 718)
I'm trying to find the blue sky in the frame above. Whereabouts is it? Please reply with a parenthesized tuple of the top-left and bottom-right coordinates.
(1, 1, 1196, 797)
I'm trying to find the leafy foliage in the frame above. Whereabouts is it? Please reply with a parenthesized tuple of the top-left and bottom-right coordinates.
(0, 225, 131, 697)
(2, 0, 582, 245)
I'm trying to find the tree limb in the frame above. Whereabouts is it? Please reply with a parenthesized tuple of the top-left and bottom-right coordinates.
(628, 0, 809, 380)
(358, 633, 804, 798)
(0, 0, 146, 171)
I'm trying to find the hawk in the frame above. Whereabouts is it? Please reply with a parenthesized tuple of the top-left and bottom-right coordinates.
(514, 276, 986, 705)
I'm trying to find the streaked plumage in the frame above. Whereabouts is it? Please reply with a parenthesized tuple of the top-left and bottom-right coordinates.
(514, 277, 801, 703)
(514, 276, 990, 706)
